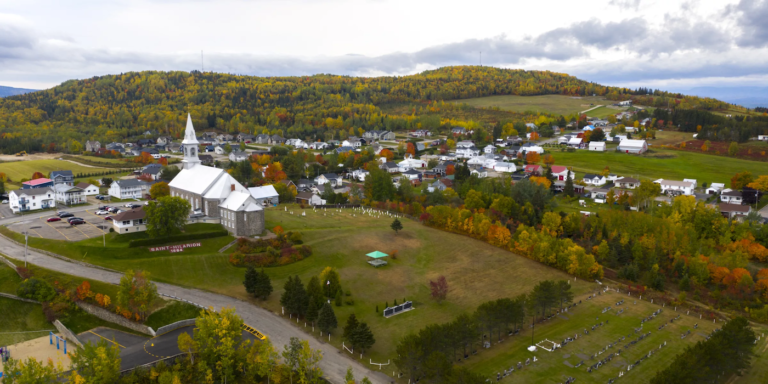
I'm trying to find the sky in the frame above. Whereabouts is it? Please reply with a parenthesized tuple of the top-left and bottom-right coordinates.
(1, 0, 768, 93)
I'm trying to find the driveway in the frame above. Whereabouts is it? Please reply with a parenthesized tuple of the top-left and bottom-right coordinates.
(0, 234, 389, 384)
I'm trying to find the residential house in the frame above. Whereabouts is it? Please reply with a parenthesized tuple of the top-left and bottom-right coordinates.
(589, 142, 606, 152)
(683, 179, 698, 189)
(720, 189, 743, 204)
(615, 177, 640, 189)
(658, 180, 695, 196)
(606, 174, 621, 182)
(506, 136, 523, 145)
(351, 168, 370, 181)
(253, 134, 270, 144)
(408, 130, 430, 137)
(451, 127, 467, 135)
(140, 164, 163, 181)
(22, 178, 54, 190)
(199, 155, 214, 165)
(85, 140, 101, 152)
(758, 135, 768, 141)
(315, 173, 342, 187)
(520, 143, 544, 154)
(54, 184, 86, 205)
(524, 165, 542, 176)
(205, 145, 216, 153)
(157, 136, 173, 145)
(617, 139, 648, 154)
(370, 143, 383, 154)
(112, 208, 147, 234)
(50, 170, 74, 186)
(335, 146, 355, 154)
(567, 137, 584, 148)
(493, 162, 516, 173)
(380, 162, 400, 173)
(297, 179, 314, 190)
(310, 142, 329, 150)
(217, 134, 234, 142)
(229, 151, 250, 162)
(342, 138, 362, 148)
(558, 135, 574, 145)
(167, 143, 182, 153)
(456, 140, 475, 148)
(214, 146, 226, 155)
(401, 169, 422, 181)
(591, 187, 611, 203)
(438, 153, 457, 162)
(432, 161, 454, 176)
(202, 131, 218, 140)
(363, 130, 395, 141)
(525, 123, 538, 131)
(248, 185, 279, 205)
(75, 182, 99, 196)
(268, 135, 285, 145)
(296, 191, 325, 206)
(428, 178, 453, 192)
(9, 187, 56, 213)
(471, 169, 487, 178)
(237, 133, 255, 143)
(416, 142, 426, 152)
(719, 203, 751, 220)
(398, 156, 427, 171)
(583, 174, 607, 186)
(484, 144, 496, 154)
(553, 181, 584, 194)
(108, 179, 151, 199)
(706, 183, 726, 194)
(456, 146, 481, 158)
(551, 166, 574, 181)
(279, 179, 296, 189)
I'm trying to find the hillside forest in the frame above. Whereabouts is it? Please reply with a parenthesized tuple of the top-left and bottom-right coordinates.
(1, 66, 764, 154)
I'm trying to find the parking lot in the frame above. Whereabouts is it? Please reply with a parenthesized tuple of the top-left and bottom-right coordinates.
(7, 207, 114, 242)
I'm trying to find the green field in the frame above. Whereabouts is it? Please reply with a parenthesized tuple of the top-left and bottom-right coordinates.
(453, 95, 608, 116)
(545, 147, 767, 186)
(146, 301, 202, 330)
(0, 297, 56, 346)
(585, 106, 621, 119)
(0, 263, 22, 294)
(0, 159, 112, 182)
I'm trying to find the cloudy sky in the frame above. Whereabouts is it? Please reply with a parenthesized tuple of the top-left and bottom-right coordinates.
(2, 0, 768, 92)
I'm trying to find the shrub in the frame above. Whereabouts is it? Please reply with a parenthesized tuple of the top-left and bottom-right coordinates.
(128, 229, 228, 247)
(17, 278, 56, 302)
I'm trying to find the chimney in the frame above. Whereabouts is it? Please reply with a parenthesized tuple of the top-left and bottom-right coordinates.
(231, 184, 235, 191)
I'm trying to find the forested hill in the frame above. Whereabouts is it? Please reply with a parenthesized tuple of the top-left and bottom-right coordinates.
(0, 66, 734, 153)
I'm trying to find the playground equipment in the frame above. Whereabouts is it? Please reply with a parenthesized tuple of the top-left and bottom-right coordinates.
(49, 332, 68, 354)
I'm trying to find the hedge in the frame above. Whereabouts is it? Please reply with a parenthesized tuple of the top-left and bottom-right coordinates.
(128, 230, 229, 248)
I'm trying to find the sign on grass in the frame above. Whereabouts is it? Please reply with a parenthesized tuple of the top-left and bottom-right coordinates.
(149, 242, 202, 253)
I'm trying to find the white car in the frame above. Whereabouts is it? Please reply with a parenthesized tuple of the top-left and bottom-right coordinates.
(1, 200, 8, 204)
(124, 203, 136, 207)
(95, 210, 109, 215)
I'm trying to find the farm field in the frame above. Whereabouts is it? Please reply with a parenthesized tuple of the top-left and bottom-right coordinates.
(463, 290, 768, 384)
(584, 106, 621, 118)
(652, 131, 693, 146)
(545, 147, 767, 186)
(0, 159, 112, 182)
(452, 95, 609, 115)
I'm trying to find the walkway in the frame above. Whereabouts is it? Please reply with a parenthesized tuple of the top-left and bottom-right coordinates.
(0, 234, 389, 384)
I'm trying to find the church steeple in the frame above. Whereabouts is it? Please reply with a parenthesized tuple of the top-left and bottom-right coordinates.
(181, 113, 201, 170)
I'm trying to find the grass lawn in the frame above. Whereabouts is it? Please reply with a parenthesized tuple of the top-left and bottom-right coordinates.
(462, 290, 768, 383)
(453, 95, 609, 116)
(257, 206, 596, 363)
(0, 297, 56, 346)
(585, 106, 621, 119)
(0, 263, 22, 294)
(145, 301, 202, 330)
(0, 159, 113, 182)
(653, 131, 694, 146)
(545, 147, 767, 186)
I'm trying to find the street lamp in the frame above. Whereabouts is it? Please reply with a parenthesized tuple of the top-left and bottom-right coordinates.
(21, 226, 41, 267)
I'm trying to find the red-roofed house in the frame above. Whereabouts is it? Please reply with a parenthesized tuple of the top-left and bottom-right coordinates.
(550, 166, 575, 181)
(22, 178, 53, 190)
(524, 165, 542, 175)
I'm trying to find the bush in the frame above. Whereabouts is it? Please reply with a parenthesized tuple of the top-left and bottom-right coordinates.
(128, 229, 228, 247)
(618, 263, 640, 282)
(17, 278, 56, 302)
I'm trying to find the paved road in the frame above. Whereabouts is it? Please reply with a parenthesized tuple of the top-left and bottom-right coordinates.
(0, 234, 390, 384)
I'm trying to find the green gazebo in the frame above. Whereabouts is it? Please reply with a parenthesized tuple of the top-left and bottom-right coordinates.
(366, 251, 389, 267)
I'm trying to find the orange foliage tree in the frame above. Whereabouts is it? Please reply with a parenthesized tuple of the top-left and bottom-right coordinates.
(543, 154, 555, 167)
(76, 281, 92, 301)
(530, 176, 552, 189)
(158, 157, 168, 166)
(406, 142, 416, 157)
(264, 162, 286, 182)
(446, 164, 455, 175)
(525, 152, 541, 163)
(379, 149, 394, 162)
(31, 172, 45, 179)
(529, 132, 540, 141)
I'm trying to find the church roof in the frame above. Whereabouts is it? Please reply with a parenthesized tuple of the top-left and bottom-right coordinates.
(168, 166, 226, 195)
(203, 172, 248, 199)
(219, 191, 263, 212)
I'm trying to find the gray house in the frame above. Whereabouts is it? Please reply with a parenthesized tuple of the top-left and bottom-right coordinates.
(50, 170, 74, 186)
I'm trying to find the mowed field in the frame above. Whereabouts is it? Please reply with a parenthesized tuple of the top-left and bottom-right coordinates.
(463, 290, 768, 384)
(453, 95, 608, 115)
(584, 106, 621, 119)
(545, 147, 767, 186)
(0, 159, 111, 182)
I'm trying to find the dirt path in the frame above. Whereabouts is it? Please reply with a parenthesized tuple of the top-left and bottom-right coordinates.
(580, 105, 604, 114)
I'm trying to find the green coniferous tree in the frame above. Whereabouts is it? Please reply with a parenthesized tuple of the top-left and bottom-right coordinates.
(335, 291, 343, 306)
(350, 322, 376, 354)
(317, 303, 338, 334)
(391, 218, 403, 234)
(564, 170, 575, 197)
(343, 314, 359, 341)
(306, 298, 320, 325)
(254, 268, 273, 300)
(243, 267, 258, 296)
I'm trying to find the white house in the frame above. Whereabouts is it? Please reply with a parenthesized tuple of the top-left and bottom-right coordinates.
(719, 203, 751, 220)
(109, 179, 151, 199)
(111, 208, 147, 234)
(456, 146, 481, 158)
(567, 137, 584, 148)
(401, 169, 421, 181)
(550, 166, 574, 181)
(398, 156, 427, 171)
(615, 177, 640, 189)
(658, 180, 694, 196)
(484, 144, 496, 154)
(215, 146, 226, 155)
(9, 187, 56, 214)
(296, 191, 325, 206)
(591, 187, 611, 203)
(75, 182, 99, 196)
(617, 139, 648, 154)
(54, 184, 86, 205)
(683, 179, 698, 189)
(493, 162, 516, 173)
(342, 139, 362, 148)
(315, 173, 342, 187)
(706, 183, 725, 194)
(229, 151, 249, 162)
(471, 169, 488, 178)
(720, 189, 743, 204)
(589, 142, 606, 152)
(309, 142, 328, 150)
(351, 168, 369, 181)
(520, 144, 544, 154)
(456, 140, 475, 148)
(583, 174, 607, 186)
(758, 135, 768, 141)
(248, 185, 280, 206)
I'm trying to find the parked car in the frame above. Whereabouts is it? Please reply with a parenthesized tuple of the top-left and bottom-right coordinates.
(104, 216, 113, 221)
(109, 208, 121, 213)
(189, 211, 205, 219)
(46, 217, 61, 222)
(95, 210, 109, 215)
(66, 216, 84, 222)
(70, 219, 86, 225)
(129, 204, 142, 209)
(59, 213, 74, 218)
(1, 200, 8, 204)
(57, 211, 70, 217)
(124, 203, 136, 207)
(98, 206, 110, 211)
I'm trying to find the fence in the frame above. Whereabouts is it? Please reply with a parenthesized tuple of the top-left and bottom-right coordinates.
(312, 204, 362, 209)
(155, 319, 196, 336)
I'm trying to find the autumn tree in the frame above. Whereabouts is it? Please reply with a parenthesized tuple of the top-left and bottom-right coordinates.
(379, 148, 394, 162)
(445, 164, 455, 175)
(747, 175, 768, 191)
(429, 276, 448, 302)
(149, 181, 170, 199)
(542, 154, 555, 167)
(70, 338, 121, 384)
(525, 151, 540, 164)
(31, 171, 44, 179)
(530, 176, 552, 189)
(731, 171, 754, 189)
(529, 132, 540, 141)
(406, 142, 416, 157)
(728, 142, 739, 156)
(116, 270, 157, 322)
(2, 357, 62, 383)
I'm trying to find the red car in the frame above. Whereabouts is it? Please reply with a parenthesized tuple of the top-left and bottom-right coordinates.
(46, 217, 61, 222)
(104, 216, 113, 221)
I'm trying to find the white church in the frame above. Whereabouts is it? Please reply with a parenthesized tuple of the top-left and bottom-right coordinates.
(168, 114, 265, 237)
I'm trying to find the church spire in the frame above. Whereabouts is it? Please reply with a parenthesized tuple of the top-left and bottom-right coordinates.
(181, 113, 201, 170)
